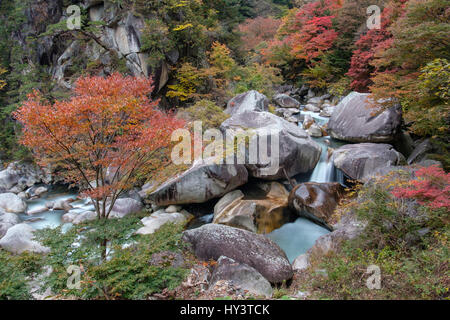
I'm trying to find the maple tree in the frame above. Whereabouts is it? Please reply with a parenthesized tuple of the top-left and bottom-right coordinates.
(14, 73, 185, 219)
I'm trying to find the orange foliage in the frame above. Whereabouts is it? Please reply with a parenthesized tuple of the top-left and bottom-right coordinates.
(14, 73, 185, 218)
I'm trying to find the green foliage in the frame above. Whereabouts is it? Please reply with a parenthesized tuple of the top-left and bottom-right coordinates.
(0, 250, 43, 300)
(32, 214, 189, 299)
(233, 63, 283, 98)
(300, 171, 449, 300)
(180, 100, 229, 130)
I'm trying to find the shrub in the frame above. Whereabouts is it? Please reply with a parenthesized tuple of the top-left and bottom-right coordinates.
(392, 165, 450, 211)
(33, 215, 190, 300)
(180, 99, 229, 130)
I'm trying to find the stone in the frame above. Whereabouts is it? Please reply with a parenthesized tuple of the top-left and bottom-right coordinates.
(306, 123, 323, 137)
(136, 210, 192, 235)
(407, 139, 433, 165)
(52, 199, 73, 212)
(213, 182, 290, 234)
(165, 205, 181, 213)
(332, 143, 405, 181)
(62, 210, 97, 225)
(292, 254, 309, 271)
(224, 90, 269, 116)
(0, 211, 20, 238)
(328, 92, 402, 142)
(273, 94, 301, 108)
(147, 159, 248, 206)
(182, 224, 293, 283)
(288, 182, 345, 227)
(307, 97, 323, 106)
(209, 256, 273, 298)
(0, 161, 50, 192)
(319, 105, 335, 117)
(0, 193, 27, 213)
(108, 198, 143, 218)
(220, 111, 321, 180)
(303, 104, 320, 112)
(302, 114, 315, 130)
(0, 224, 50, 254)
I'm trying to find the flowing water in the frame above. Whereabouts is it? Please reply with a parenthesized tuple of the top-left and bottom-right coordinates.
(266, 110, 348, 262)
(20, 110, 348, 263)
(20, 185, 94, 230)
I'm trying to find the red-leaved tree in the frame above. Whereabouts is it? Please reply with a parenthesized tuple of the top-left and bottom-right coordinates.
(392, 165, 450, 211)
(14, 73, 185, 219)
(238, 16, 282, 52)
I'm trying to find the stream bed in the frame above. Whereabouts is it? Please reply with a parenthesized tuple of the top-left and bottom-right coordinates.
(20, 110, 347, 264)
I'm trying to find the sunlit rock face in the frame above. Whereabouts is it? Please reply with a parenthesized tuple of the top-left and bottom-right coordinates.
(328, 92, 402, 143)
(213, 182, 292, 234)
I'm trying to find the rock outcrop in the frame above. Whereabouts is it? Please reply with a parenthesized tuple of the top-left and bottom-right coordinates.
(288, 182, 345, 228)
(209, 256, 273, 298)
(182, 223, 293, 283)
(273, 94, 300, 109)
(0, 223, 50, 254)
(0, 211, 20, 238)
(147, 160, 248, 206)
(0, 193, 27, 214)
(108, 197, 143, 218)
(224, 90, 269, 116)
(332, 143, 405, 181)
(220, 111, 321, 180)
(136, 209, 193, 235)
(328, 92, 402, 143)
(213, 182, 291, 234)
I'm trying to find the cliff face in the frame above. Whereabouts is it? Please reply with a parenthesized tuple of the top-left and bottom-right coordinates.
(11, 0, 169, 92)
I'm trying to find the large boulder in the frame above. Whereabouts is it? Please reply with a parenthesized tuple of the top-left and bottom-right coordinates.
(328, 92, 402, 142)
(288, 182, 345, 228)
(182, 223, 293, 283)
(0, 211, 20, 238)
(147, 160, 248, 206)
(209, 256, 273, 298)
(213, 182, 291, 234)
(407, 139, 433, 165)
(332, 143, 405, 181)
(220, 111, 321, 180)
(273, 94, 300, 109)
(136, 210, 193, 235)
(62, 210, 97, 225)
(0, 224, 50, 254)
(0, 193, 27, 214)
(224, 91, 269, 116)
(108, 198, 143, 218)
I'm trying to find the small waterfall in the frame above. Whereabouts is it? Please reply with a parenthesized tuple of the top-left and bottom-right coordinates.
(309, 136, 335, 183)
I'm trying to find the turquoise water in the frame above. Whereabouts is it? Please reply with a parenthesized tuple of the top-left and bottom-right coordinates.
(267, 217, 330, 263)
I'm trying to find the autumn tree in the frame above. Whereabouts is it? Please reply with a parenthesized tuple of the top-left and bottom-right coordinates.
(238, 16, 282, 52)
(14, 73, 185, 220)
